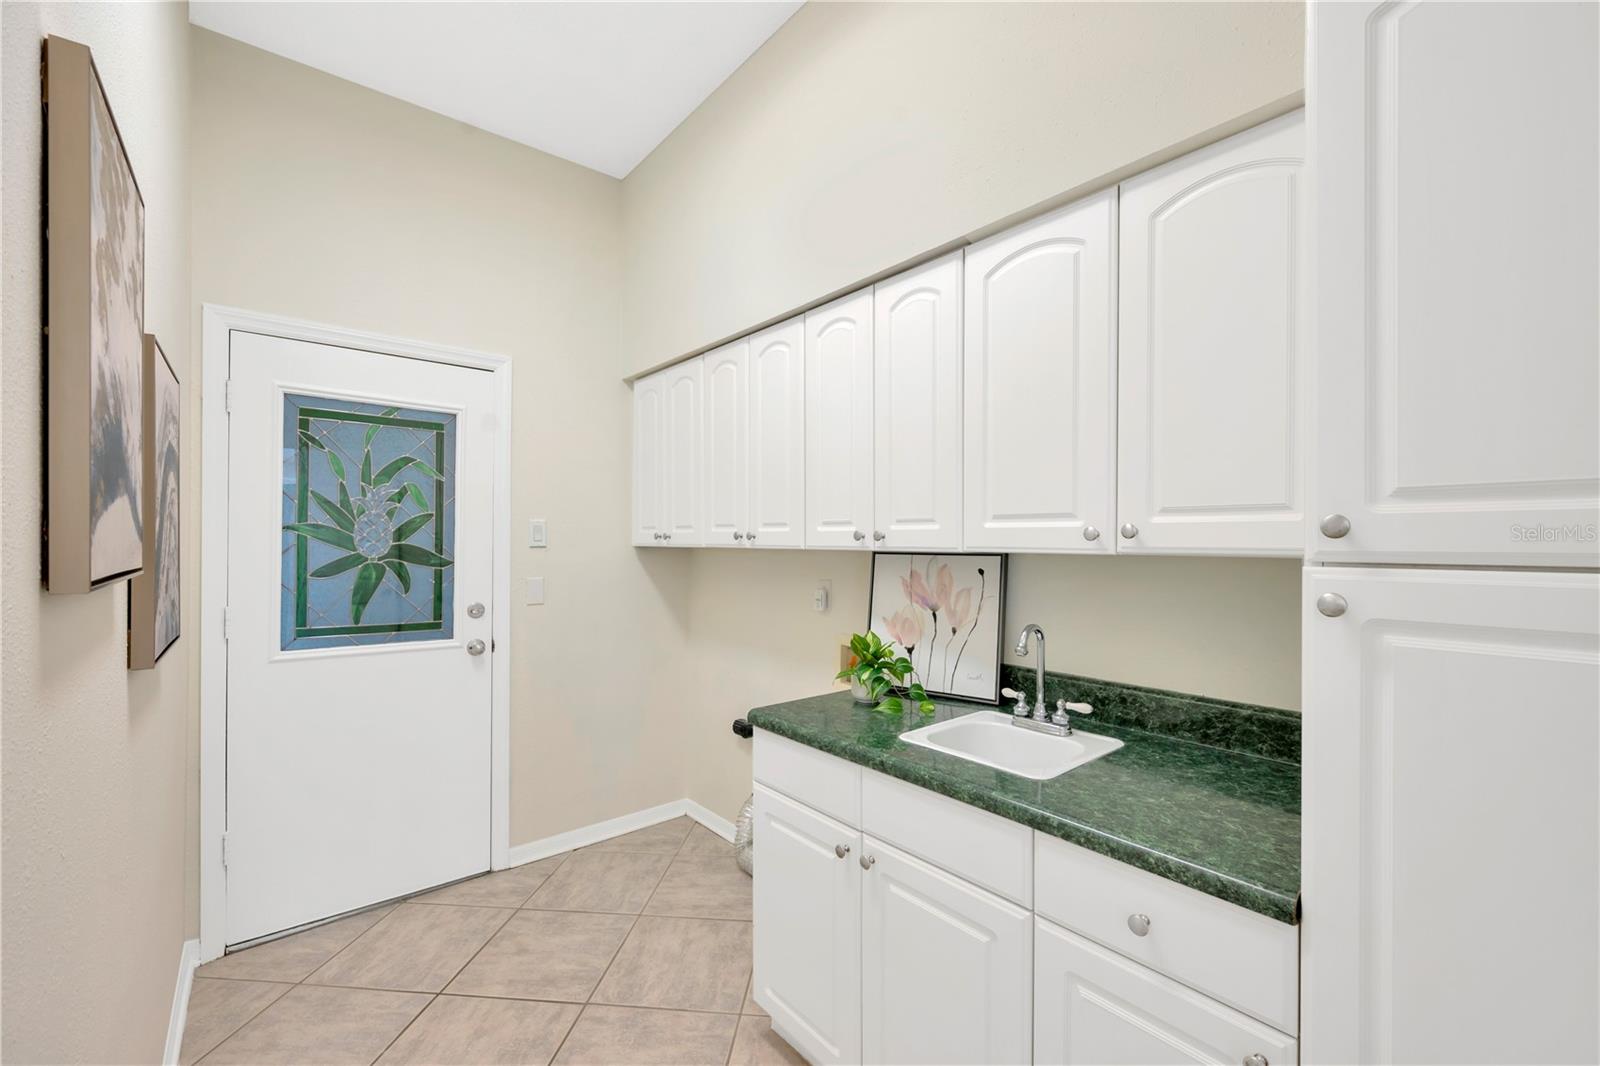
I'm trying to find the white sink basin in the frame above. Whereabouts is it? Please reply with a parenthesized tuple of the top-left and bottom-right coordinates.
(899, 711, 1124, 780)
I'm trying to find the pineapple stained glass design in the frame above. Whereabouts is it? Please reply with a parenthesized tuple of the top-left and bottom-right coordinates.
(281, 394, 456, 650)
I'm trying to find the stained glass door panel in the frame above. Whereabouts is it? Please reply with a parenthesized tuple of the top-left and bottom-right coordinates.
(281, 394, 456, 650)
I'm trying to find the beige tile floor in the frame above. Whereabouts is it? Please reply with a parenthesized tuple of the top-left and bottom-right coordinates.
(183, 818, 804, 1066)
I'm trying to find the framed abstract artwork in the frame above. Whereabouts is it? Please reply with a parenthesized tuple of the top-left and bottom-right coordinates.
(44, 35, 146, 592)
(129, 336, 179, 669)
(868, 554, 1006, 704)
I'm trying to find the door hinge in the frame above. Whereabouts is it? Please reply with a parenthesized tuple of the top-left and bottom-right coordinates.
(221, 831, 230, 869)
(225, 378, 233, 414)
(222, 607, 231, 642)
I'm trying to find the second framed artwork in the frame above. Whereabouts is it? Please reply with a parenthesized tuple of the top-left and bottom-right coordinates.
(868, 554, 1005, 704)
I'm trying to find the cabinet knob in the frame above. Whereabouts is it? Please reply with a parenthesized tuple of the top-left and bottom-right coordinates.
(652, 532, 663, 541)
(1082, 526, 1100, 542)
(859, 853, 876, 871)
(747, 532, 757, 543)
(663, 533, 672, 542)
(1243, 1056, 1269, 1066)
(1127, 913, 1151, 937)
(872, 531, 886, 542)
(1319, 513, 1351, 539)
(1119, 523, 1139, 540)
(1316, 592, 1348, 618)
(835, 843, 850, 859)
(732, 531, 745, 541)
(852, 529, 866, 542)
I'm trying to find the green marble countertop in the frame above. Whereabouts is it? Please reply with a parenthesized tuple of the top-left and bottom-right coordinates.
(748, 690, 1300, 924)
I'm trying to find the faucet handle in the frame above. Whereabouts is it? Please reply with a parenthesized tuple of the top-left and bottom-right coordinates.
(1001, 687, 1031, 717)
(1052, 699, 1093, 726)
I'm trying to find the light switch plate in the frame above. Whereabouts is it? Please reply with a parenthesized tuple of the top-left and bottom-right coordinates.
(526, 577, 545, 605)
(528, 519, 548, 548)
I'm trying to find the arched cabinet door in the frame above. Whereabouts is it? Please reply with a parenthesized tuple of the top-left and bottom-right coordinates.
(747, 318, 806, 548)
(701, 339, 749, 548)
(963, 191, 1116, 553)
(805, 290, 875, 549)
(1309, 0, 1598, 565)
(1117, 111, 1305, 557)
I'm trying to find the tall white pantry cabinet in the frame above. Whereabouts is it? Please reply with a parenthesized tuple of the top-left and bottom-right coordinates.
(1303, 3, 1599, 1064)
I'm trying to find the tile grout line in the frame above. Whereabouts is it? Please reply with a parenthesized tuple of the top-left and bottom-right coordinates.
(365, 902, 523, 1065)
(186, 981, 296, 1066)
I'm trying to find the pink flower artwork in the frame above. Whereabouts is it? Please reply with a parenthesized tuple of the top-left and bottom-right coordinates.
(869, 554, 1004, 703)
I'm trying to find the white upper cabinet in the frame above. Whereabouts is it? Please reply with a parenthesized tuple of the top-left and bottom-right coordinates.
(1301, 567, 1598, 1065)
(660, 356, 703, 545)
(873, 253, 964, 552)
(632, 370, 666, 546)
(701, 339, 749, 547)
(1310, 1, 1599, 565)
(963, 191, 1117, 552)
(747, 318, 807, 548)
(1117, 112, 1306, 556)
(805, 290, 875, 549)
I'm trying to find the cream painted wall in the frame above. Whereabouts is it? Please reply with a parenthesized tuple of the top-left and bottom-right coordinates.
(620, 0, 1305, 377)
(1, 3, 193, 1063)
(188, 29, 693, 916)
(623, 1, 1309, 822)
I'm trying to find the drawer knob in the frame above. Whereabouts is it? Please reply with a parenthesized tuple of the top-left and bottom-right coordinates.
(860, 853, 876, 871)
(834, 843, 850, 859)
(1243, 1056, 1269, 1066)
(1127, 913, 1151, 937)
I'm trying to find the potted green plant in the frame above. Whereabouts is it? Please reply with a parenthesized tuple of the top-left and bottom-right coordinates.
(836, 631, 936, 715)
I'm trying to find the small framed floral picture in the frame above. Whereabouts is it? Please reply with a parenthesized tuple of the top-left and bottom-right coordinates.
(868, 554, 1005, 704)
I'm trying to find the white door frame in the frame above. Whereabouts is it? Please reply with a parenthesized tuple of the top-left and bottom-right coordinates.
(198, 304, 514, 962)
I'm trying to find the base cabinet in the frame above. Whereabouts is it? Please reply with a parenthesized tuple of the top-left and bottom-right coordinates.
(751, 784, 862, 1066)
(1035, 920, 1296, 1066)
(861, 838, 1031, 1066)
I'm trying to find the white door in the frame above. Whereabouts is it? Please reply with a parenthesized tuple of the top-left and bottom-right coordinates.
(751, 784, 861, 1066)
(805, 290, 875, 549)
(661, 356, 703, 546)
(860, 837, 1031, 1066)
(702, 340, 749, 547)
(1035, 919, 1296, 1066)
(1118, 112, 1305, 556)
(1310, 1, 1599, 565)
(964, 191, 1117, 552)
(225, 331, 497, 946)
(632, 369, 666, 545)
(747, 318, 806, 548)
(873, 253, 963, 552)
(1302, 567, 1599, 1065)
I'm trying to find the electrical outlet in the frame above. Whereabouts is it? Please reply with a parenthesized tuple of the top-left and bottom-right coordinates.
(526, 577, 545, 605)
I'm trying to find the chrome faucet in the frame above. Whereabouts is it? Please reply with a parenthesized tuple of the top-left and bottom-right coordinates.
(1005, 623, 1094, 737)
(1013, 624, 1048, 716)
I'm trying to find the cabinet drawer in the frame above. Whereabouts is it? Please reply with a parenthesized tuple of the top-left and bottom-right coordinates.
(753, 729, 861, 827)
(1036, 918, 1296, 1066)
(862, 770, 1032, 906)
(1034, 834, 1296, 1033)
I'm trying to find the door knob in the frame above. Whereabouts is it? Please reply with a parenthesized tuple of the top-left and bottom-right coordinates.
(859, 853, 875, 871)
(872, 531, 885, 542)
(746, 532, 757, 543)
(732, 531, 745, 541)
(852, 529, 866, 542)
(835, 843, 850, 859)
(1243, 1056, 1269, 1066)
(466, 602, 485, 619)
(1127, 913, 1151, 937)
(466, 639, 486, 656)
(1119, 523, 1139, 539)
(1082, 526, 1100, 542)
(1316, 593, 1348, 618)
(1320, 513, 1351, 539)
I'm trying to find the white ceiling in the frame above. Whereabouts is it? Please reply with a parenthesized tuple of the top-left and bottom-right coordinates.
(189, 1, 801, 179)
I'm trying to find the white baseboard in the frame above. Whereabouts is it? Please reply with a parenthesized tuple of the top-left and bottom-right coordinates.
(502, 797, 740, 868)
(163, 938, 201, 1066)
